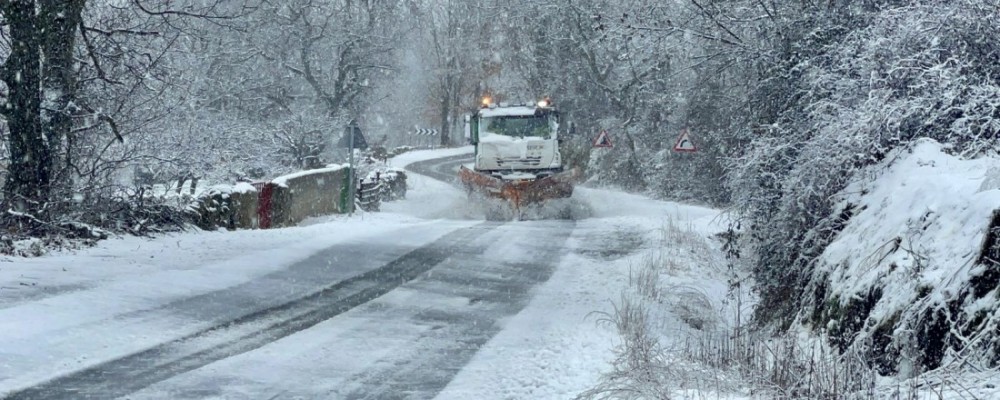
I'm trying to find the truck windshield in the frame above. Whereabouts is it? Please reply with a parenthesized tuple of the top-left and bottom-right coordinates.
(482, 116, 552, 139)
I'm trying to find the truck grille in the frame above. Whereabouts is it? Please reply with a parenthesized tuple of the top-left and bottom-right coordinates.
(496, 156, 542, 167)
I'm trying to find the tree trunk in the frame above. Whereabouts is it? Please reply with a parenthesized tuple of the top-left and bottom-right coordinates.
(1, 1, 49, 214)
(439, 90, 452, 147)
(0, 0, 85, 217)
(40, 0, 87, 183)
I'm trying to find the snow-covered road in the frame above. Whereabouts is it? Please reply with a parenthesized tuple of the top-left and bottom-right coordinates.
(0, 147, 724, 399)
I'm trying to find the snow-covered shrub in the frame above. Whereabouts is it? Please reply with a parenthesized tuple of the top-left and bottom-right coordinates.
(0, 237, 47, 257)
(730, 1, 1000, 332)
(583, 219, 748, 398)
(364, 168, 407, 202)
(579, 293, 675, 400)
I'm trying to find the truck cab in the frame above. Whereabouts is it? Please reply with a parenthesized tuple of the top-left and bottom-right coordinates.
(467, 98, 563, 180)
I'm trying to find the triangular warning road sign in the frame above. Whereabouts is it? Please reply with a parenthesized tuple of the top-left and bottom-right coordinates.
(673, 129, 697, 152)
(593, 130, 613, 148)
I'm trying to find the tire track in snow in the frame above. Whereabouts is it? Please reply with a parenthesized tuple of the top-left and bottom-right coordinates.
(337, 221, 576, 400)
(3, 222, 500, 400)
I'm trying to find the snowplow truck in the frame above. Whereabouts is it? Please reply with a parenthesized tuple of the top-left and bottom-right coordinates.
(459, 98, 579, 218)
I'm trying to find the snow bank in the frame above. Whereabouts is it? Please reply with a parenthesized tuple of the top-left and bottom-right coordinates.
(804, 138, 1000, 373)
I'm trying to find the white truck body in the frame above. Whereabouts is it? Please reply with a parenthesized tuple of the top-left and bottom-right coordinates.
(469, 104, 563, 180)
(459, 100, 578, 218)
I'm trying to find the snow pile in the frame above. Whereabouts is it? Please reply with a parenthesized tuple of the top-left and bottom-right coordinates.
(803, 139, 1000, 374)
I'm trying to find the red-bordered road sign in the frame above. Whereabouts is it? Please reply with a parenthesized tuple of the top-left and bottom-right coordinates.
(593, 130, 613, 148)
(674, 129, 697, 152)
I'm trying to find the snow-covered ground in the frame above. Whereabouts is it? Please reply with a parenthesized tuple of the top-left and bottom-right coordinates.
(434, 187, 723, 399)
(0, 146, 737, 399)
(389, 146, 732, 398)
(0, 215, 476, 394)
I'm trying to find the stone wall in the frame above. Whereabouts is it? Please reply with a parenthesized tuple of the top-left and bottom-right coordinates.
(194, 165, 351, 230)
(268, 165, 350, 228)
(193, 183, 259, 230)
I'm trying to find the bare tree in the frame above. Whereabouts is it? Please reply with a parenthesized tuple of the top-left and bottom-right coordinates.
(0, 0, 255, 236)
(238, 0, 400, 164)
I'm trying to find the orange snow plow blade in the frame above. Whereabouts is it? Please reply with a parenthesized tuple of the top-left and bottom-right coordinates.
(459, 166, 579, 209)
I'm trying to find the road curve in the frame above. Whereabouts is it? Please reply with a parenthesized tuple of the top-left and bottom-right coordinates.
(405, 153, 473, 185)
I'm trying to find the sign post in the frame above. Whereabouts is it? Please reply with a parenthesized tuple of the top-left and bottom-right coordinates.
(346, 121, 358, 214)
